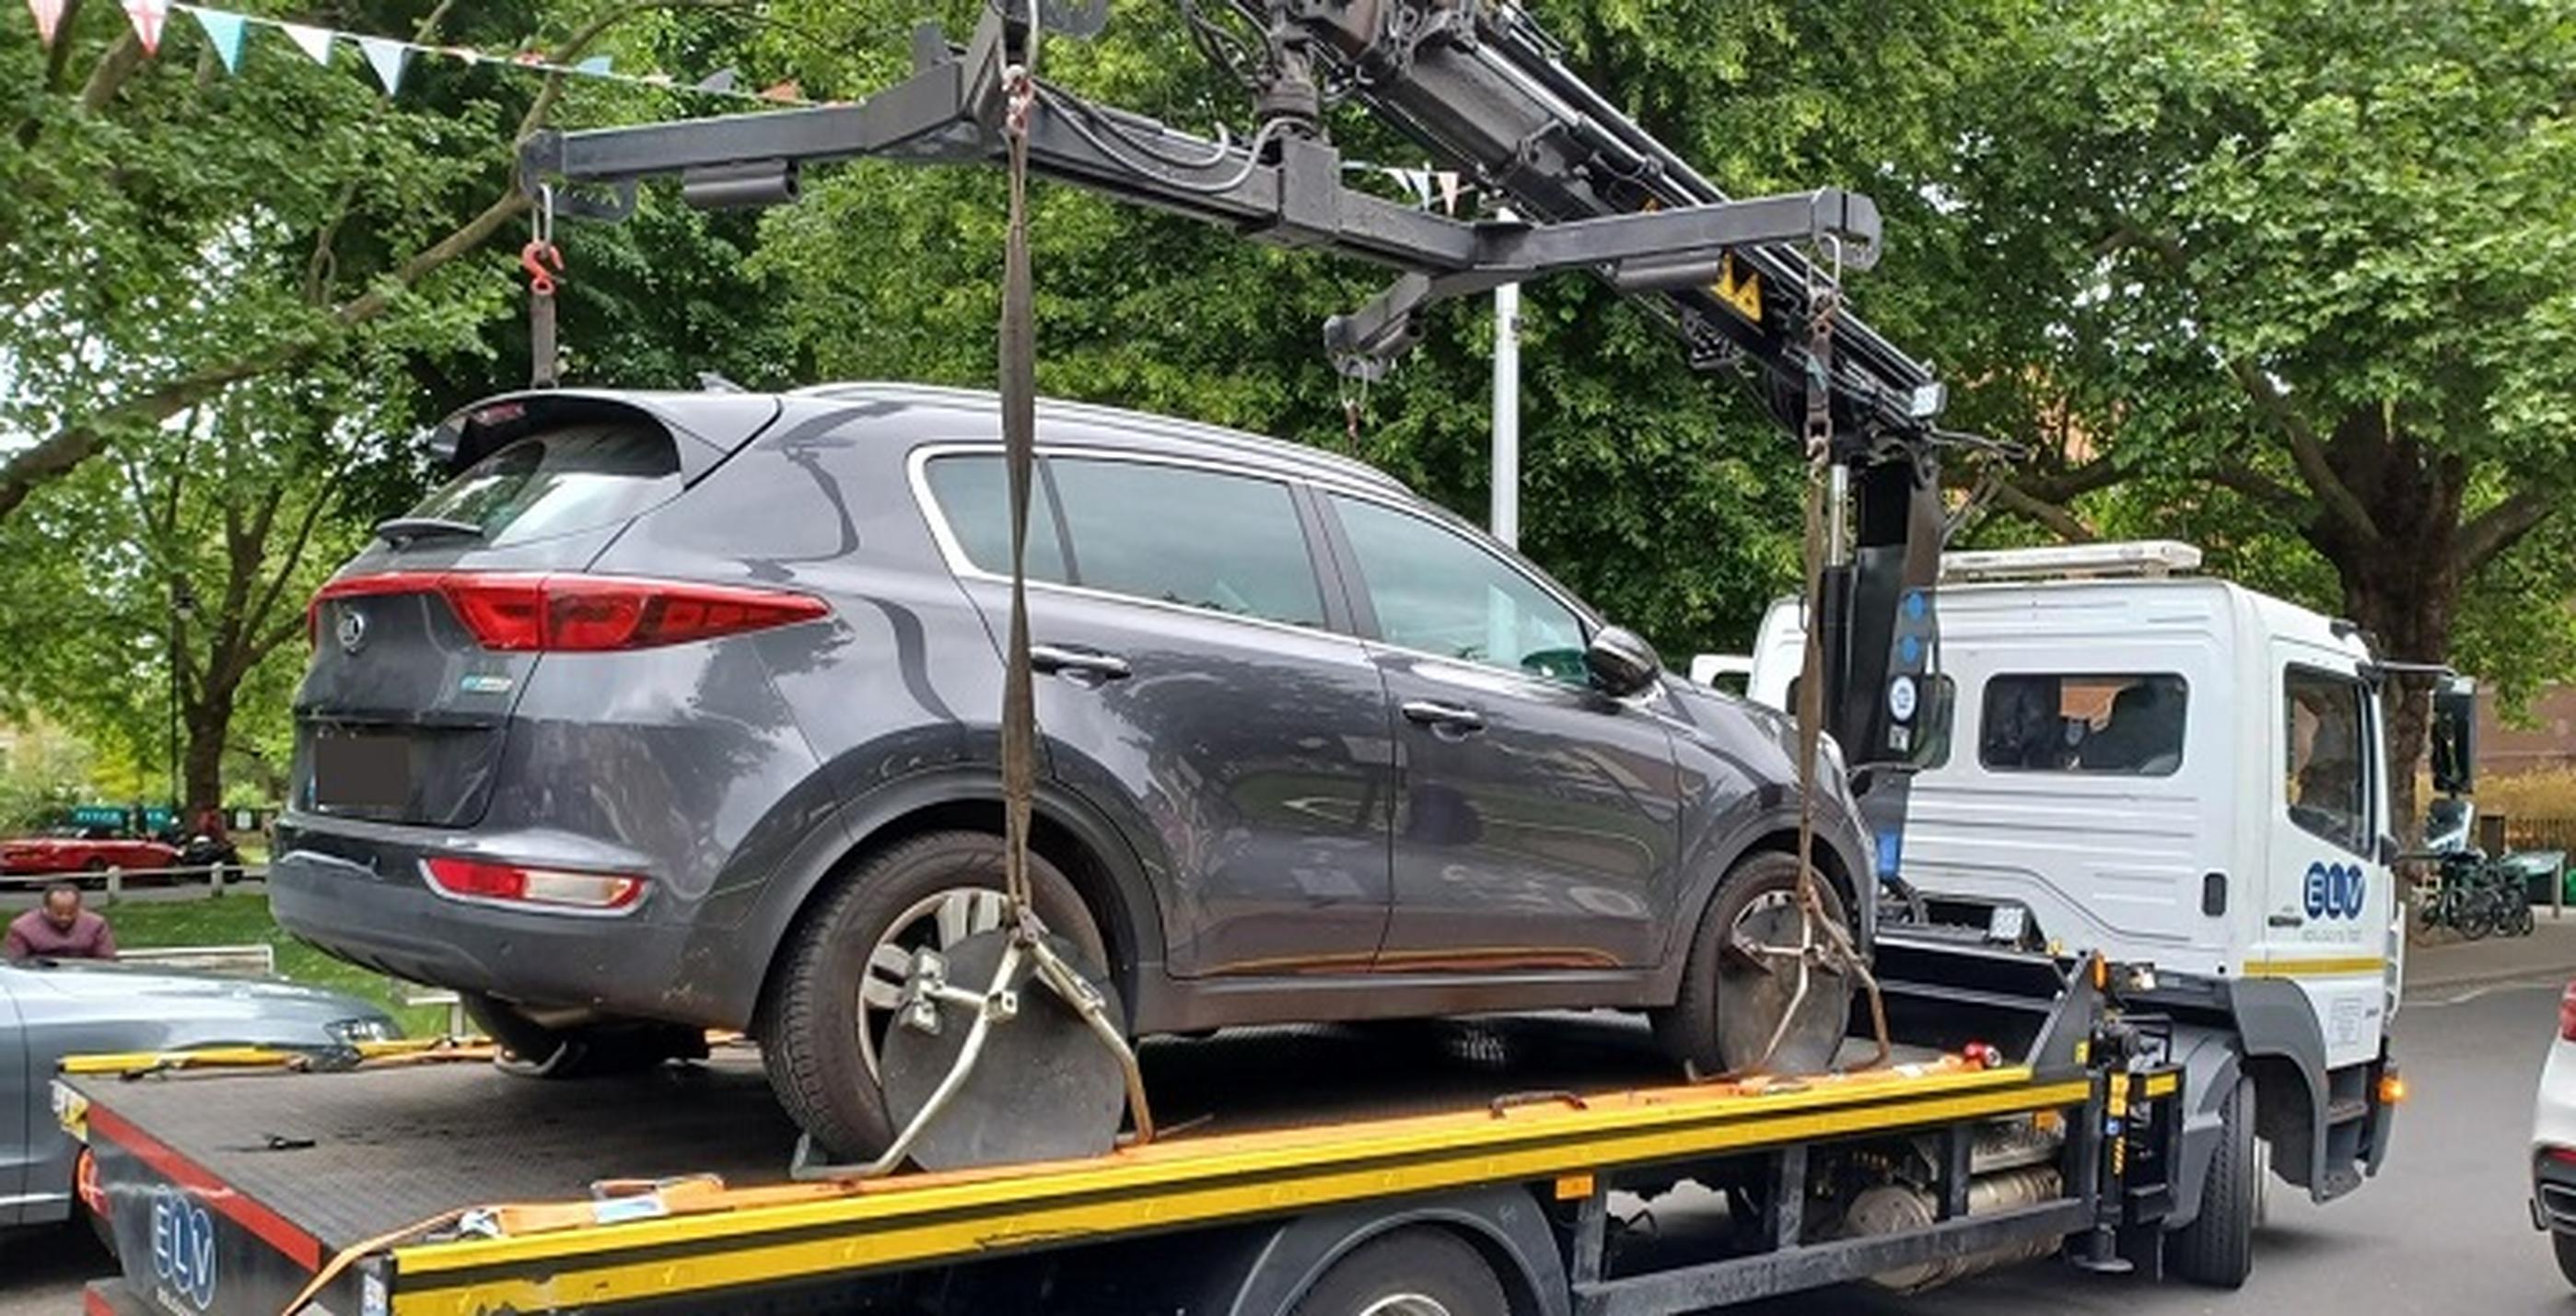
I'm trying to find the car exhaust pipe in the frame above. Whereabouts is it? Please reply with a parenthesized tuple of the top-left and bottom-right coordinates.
(1838, 1163, 2066, 1293)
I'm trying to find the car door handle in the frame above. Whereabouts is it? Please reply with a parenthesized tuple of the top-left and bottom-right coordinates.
(1029, 644, 1132, 681)
(1400, 699, 1486, 732)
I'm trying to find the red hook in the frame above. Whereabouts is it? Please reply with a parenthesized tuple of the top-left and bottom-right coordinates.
(520, 239, 565, 297)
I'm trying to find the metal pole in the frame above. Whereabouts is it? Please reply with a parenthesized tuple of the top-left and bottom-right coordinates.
(1490, 212, 1521, 549)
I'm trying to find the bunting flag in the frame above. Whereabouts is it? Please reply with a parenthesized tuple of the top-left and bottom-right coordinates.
(17, 2, 815, 107)
(278, 19, 333, 65)
(122, 0, 169, 54)
(188, 5, 244, 72)
(356, 34, 408, 95)
(27, 0, 63, 48)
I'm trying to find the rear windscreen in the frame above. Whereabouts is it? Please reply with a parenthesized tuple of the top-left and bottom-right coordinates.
(404, 422, 681, 546)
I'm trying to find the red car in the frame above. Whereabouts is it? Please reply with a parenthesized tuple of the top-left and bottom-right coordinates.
(0, 828, 179, 878)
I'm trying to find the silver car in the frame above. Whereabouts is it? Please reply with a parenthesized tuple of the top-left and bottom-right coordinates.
(0, 958, 397, 1233)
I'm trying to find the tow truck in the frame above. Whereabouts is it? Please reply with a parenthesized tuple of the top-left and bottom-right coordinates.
(58, 1, 2364, 1311)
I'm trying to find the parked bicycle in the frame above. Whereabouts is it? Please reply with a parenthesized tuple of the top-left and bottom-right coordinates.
(2416, 798, 2535, 940)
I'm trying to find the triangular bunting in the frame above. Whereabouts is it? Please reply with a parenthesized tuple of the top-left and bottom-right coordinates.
(356, 34, 409, 94)
(1438, 171, 1463, 215)
(27, 0, 64, 48)
(122, 0, 169, 54)
(759, 78, 800, 102)
(573, 54, 612, 76)
(189, 6, 248, 73)
(279, 21, 333, 64)
(696, 67, 738, 93)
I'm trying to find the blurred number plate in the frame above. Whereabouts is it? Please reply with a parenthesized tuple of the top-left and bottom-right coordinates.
(314, 733, 410, 809)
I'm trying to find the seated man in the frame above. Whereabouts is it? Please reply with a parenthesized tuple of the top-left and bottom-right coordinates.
(5, 882, 118, 961)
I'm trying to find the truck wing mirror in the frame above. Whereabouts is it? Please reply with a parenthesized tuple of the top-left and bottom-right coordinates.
(2430, 676, 2477, 797)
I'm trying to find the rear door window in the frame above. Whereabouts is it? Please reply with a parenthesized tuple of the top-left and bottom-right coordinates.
(1978, 673, 2188, 774)
(404, 422, 682, 547)
(922, 453, 1325, 629)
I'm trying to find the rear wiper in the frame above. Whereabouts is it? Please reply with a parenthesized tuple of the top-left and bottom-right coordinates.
(373, 516, 485, 546)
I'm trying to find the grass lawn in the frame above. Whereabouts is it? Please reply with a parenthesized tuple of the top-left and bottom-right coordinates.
(103, 893, 456, 1038)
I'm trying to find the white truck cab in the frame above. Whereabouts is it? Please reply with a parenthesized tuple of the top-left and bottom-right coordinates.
(1707, 541, 2405, 1282)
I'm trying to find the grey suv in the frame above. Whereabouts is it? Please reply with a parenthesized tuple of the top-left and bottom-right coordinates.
(273, 382, 1872, 1159)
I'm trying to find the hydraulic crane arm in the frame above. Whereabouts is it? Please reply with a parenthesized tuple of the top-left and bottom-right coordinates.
(519, 0, 1955, 854)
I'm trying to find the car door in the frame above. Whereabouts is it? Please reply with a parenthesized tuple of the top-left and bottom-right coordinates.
(2257, 653, 2392, 1068)
(0, 972, 27, 1226)
(1321, 491, 1682, 972)
(915, 447, 1396, 978)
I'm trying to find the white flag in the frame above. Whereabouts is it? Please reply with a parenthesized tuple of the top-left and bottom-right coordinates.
(279, 21, 334, 65)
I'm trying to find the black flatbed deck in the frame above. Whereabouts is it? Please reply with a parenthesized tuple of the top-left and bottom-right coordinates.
(73, 1014, 1695, 1255)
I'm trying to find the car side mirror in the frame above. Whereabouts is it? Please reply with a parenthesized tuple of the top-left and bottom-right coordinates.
(1586, 625, 1661, 698)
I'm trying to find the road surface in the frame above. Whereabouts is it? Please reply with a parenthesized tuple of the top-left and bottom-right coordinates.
(3, 978, 2564, 1314)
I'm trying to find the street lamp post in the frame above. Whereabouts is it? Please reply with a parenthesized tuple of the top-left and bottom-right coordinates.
(169, 578, 197, 821)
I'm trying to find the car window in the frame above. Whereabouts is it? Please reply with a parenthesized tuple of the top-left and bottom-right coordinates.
(1978, 673, 2187, 774)
(1329, 495, 1588, 683)
(921, 454, 1071, 585)
(403, 422, 682, 547)
(1047, 459, 1325, 628)
(2286, 668, 2372, 855)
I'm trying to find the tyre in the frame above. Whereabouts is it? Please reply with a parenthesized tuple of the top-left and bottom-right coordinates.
(2551, 1230, 2576, 1289)
(1289, 1227, 1509, 1316)
(2512, 895, 2537, 937)
(1651, 850, 1853, 1077)
(2172, 1074, 2256, 1288)
(464, 994, 709, 1078)
(758, 830, 1110, 1161)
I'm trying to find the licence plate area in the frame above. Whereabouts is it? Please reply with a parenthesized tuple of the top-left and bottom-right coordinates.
(85, 1112, 342, 1316)
(311, 730, 411, 809)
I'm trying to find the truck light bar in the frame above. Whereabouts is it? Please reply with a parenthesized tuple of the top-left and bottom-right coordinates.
(1940, 541, 2204, 584)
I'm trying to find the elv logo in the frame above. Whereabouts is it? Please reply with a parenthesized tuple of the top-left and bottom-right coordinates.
(150, 1186, 217, 1310)
(2302, 860, 2367, 921)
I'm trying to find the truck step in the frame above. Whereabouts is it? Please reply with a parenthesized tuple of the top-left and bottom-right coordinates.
(2325, 1096, 2370, 1124)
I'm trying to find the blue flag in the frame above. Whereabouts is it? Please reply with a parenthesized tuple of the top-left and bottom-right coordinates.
(189, 7, 247, 72)
(573, 54, 612, 76)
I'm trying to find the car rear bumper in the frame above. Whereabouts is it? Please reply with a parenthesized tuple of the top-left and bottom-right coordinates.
(268, 823, 734, 1028)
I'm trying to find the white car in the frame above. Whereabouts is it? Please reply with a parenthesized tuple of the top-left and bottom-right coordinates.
(2530, 979, 2576, 1285)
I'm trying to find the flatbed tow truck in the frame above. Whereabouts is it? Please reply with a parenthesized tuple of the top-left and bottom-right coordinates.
(62, 941, 2182, 1315)
(49, 0, 2360, 1310)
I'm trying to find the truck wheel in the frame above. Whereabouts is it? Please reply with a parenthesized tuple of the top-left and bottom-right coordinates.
(760, 830, 1109, 1162)
(466, 995, 709, 1078)
(1289, 1228, 1509, 1316)
(1652, 850, 1852, 1077)
(2172, 1075, 2256, 1288)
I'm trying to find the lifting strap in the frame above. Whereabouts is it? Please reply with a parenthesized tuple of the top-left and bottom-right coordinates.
(785, 26, 1152, 1183)
(1733, 237, 1892, 1077)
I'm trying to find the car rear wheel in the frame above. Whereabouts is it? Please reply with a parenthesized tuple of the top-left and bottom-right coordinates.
(1652, 850, 1852, 1078)
(759, 830, 1110, 1161)
(2552, 1231, 2576, 1289)
(465, 994, 709, 1078)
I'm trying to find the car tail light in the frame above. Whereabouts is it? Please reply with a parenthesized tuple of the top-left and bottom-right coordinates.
(2560, 979, 2576, 1042)
(310, 573, 828, 652)
(423, 856, 646, 911)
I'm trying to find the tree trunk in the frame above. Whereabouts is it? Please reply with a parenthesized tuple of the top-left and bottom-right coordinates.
(181, 690, 234, 819)
(2306, 413, 2465, 844)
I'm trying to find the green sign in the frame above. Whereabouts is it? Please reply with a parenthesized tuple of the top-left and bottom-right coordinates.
(64, 805, 176, 833)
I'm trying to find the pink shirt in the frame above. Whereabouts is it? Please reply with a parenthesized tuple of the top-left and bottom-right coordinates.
(4, 907, 116, 961)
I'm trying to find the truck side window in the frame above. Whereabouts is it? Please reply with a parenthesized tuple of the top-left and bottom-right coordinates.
(1977, 674, 2187, 775)
(2285, 669, 2371, 855)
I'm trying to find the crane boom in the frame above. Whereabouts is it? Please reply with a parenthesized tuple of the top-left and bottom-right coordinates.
(518, 0, 1957, 865)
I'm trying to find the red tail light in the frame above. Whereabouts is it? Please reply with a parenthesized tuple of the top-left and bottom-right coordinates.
(423, 856, 645, 911)
(2559, 979, 2576, 1042)
(310, 573, 828, 652)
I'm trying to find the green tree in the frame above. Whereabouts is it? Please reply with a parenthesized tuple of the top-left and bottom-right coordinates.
(1917, 0, 2576, 826)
